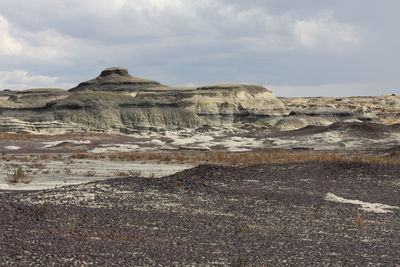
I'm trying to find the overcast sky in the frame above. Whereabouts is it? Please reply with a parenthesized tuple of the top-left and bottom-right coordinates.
(0, 0, 399, 96)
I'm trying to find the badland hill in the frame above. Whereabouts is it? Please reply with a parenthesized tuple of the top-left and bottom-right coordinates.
(0, 67, 399, 139)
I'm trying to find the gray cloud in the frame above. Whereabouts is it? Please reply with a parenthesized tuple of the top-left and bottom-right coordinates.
(0, 0, 398, 96)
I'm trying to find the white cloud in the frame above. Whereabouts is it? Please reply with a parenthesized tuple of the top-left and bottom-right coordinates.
(0, 1, 360, 55)
(21, 29, 72, 61)
(0, 15, 23, 55)
(0, 14, 71, 61)
(293, 13, 359, 51)
(0, 1, 397, 96)
(0, 70, 74, 90)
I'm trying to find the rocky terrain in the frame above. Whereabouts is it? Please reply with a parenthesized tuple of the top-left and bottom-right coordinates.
(0, 162, 399, 265)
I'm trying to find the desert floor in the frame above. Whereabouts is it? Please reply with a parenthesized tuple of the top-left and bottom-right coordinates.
(0, 134, 399, 266)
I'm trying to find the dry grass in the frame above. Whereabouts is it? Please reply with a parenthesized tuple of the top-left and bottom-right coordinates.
(0, 133, 36, 140)
(70, 153, 102, 160)
(355, 212, 367, 231)
(66, 150, 400, 166)
(6, 166, 32, 184)
(114, 170, 142, 177)
(28, 162, 46, 169)
(39, 154, 53, 160)
(1, 150, 399, 170)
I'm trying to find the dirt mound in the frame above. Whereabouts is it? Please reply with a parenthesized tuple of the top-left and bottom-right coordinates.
(157, 164, 244, 193)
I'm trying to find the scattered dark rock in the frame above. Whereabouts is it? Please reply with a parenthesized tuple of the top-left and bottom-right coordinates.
(0, 162, 399, 265)
(269, 121, 398, 139)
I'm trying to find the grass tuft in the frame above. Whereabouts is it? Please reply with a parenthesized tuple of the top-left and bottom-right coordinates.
(355, 212, 367, 232)
(6, 166, 32, 184)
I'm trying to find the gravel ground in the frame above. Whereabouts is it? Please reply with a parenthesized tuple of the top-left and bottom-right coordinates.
(0, 162, 399, 266)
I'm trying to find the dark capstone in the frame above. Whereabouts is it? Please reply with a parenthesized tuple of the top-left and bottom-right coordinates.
(68, 67, 163, 92)
(99, 67, 129, 77)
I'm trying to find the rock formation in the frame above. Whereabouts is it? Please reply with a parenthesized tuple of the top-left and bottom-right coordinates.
(134, 84, 285, 127)
(280, 95, 400, 126)
(0, 88, 68, 108)
(0, 67, 398, 135)
(69, 67, 163, 93)
(0, 116, 95, 134)
(264, 121, 400, 151)
(0, 68, 287, 133)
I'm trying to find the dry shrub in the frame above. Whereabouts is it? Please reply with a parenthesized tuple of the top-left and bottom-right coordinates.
(70, 153, 99, 160)
(52, 154, 64, 161)
(29, 163, 46, 169)
(40, 154, 52, 160)
(60, 216, 79, 233)
(1, 154, 17, 162)
(6, 166, 32, 184)
(70, 153, 86, 159)
(231, 256, 250, 267)
(85, 169, 97, 177)
(123, 170, 142, 177)
(114, 171, 126, 177)
(355, 212, 367, 232)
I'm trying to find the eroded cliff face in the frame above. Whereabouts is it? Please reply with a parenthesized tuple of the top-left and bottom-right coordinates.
(0, 68, 288, 133)
(134, 84, 286, 128)
(0, 67, 397, 134)
(276, 95, 399, 130)
(280, 95, 400, 124)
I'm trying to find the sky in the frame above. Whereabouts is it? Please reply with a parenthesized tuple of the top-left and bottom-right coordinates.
(0, 0, 399, 97)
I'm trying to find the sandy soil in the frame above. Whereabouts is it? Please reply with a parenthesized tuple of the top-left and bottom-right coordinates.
(0, 157, 192, 190)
